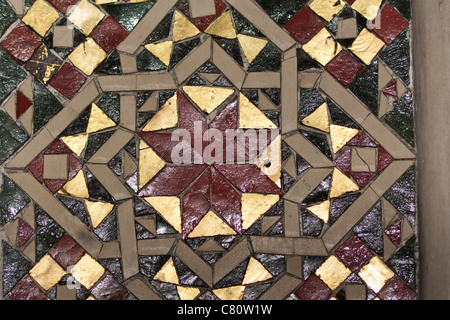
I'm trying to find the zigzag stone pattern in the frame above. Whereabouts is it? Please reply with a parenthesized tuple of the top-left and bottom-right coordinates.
(0, 0, 417, 301)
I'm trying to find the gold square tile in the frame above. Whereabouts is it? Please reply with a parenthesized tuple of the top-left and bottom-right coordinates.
(68, 0, 106, 35)
(22, 0, 60, 37)
(351, 0, 383, 20)
(315, 255, 351, 290)
(29, 254, 66, 291)
(309, 0, 345, 22)
(68, 38, 107, 76)
(358, 256, 395, 292)
(350, 28, 385, 65)
(71, 253, 105, 289)
(302, 28, 342, 66)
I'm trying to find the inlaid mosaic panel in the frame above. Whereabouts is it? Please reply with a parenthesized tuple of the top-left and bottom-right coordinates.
(0, 0, 417, 300)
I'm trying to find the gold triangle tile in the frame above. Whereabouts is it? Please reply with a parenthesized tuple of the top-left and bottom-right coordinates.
(330, 168, 359, 198)
(204, 10, 237, 39)
(177, 286, 201, 300)
(255, 134, 282, 186)
(329, 124, 359, 153)
(58, 170, 90, 199)
(242, 257, 273, 285)
(85, 200, 114, 228)
(143, 196, 181, 233)
(301, 102, 331, 133)
(183, 86, 234, 114)
(142, 93, 178, 131)
(87, 103, 117, 134)
(213, 285, 245, 300)
(154, 258, 179, 284)
(237, 34, 268, 63)
(144, 41, 173, 67)
(188, 211, 236, 238)
(306, 200, 330, 223)
(61, 134, 88, 157)
(239, 93, 277, 129)
(172, 10, 201, 42)
(138, 141, 166, 189)
(241, 194, 280, 230)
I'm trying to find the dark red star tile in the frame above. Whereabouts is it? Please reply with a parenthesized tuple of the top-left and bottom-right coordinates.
(138, 165, 208, 197)
(385, 217, 402, 247)
(284, 6, 326, 45)
(45, 138, 73, 155)
(90, 16, 129, 54)
(368, 4, 409, 45)
(211, 166, 241, 235)
(182, 168, 211, 238)
(46, 0, 79, 14)
(178, 91, 207, 155)
(345, 0, 355, 4)
(8, 275, 47, 300)
(295, 274, 333, 300)
(213, 163, 282, 194)
(378, 276, 416, 300)
(17, 218, 34, 247)
(49, 63, 87, 100)
(377, 145, 394, 174)
(90, 274, 128, 300)
(325, 50, 364, 87)
(16, 91, 32, 119)
(48, 234, 86, 270)
(335, 234, 373, 272)
(1, 22, 42, 65)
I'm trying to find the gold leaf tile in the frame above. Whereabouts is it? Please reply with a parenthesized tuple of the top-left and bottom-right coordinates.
(309, 0, 345, 22)
(213, 285, 245, 300)
(153, 258, 179, 284)
(138, 141, 166, 189)
(204, 10, 237, 39)
(29, 254, 66, 291)
(61, 134, 88, 157)
(351, 0, 383, 20)
(143, 196, 181, 233)
(86, 103, 116, 134)
(58, 170, 90, 199)
(241, 193, 280, 230)
(144, 41, 173, 67)
(329, 124, 359, 153)
(68, 38, 107, 76)
(85, 200, 114, 228)
(188, 211, 236, 238)
(172, 10, 201, 42)
(22, 0, 59, 37)
(237, 34, 268, 64)
(306, 200, 330, 223)
(302, 28, 342, 66)
(142, 93, 178, 131)
(300, 102, 331, 133)
(183, 86, 234, 114)
(71, 253, 105, 289)
(315, 255, 351, 290)
(349, 28, 385, 65)
(177, 286, 201, 300)
(330, 168, 359, 198)
(68, 0, 106, 35)
(358, 256, 395, 292)
(239, 93, 277, 129)
(242, 257, 273, 285)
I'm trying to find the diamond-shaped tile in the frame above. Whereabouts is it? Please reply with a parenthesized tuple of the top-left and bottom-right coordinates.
(284, 6, 326, 45)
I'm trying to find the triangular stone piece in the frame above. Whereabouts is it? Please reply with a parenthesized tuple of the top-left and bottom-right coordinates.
(135, 216, 156, 235)
(86, 104, 116, 134)
(213, 285, 245, 300)
(237, 34, 268, 63)
(21, 203, 35, 229)
(282, 154, 297, 178)
(123, 151, 137, 179)
(16, 91, 32, 119)
(143, 196, 181, 233)
(138, 141, 165, 189)
(61, 134, 88, 157)
(204, 11, 237, 39)
(23, 239, 36, 263)
(139, 92, 159, 112)
(330, 168, 359, 198)
(173, 10, 201, 42)
(378, 93, 394, 118)
(383, 234, 397, 261)
(242, 257, 273, 285)
(18, 106, 33, 135)
(199, 73, 221, 84)
(4, 219, 19, 247)
(58, 170, 89, 198)
(177, 286, 200, 300)
(382, 197, 397, 228)
(401, 219, 414, 243)
(378, 60, 392, 90)
(306, 200, 330, 223)
(85, 200, 114, 228)
(183, 86, 234, 114)
(301, 102, 330, 132)
(17, 218, 34, 247)
(239, 93, 277, 129)
(197, 239, 226, 252)
(258, 90, 278, 111)
(189, 211, 236, 238)
(144, 41, 173, 67)
(19, 76, 34, 101)
(261, 216, 281, 234)
(241, 194, 280, 230)
(4, 93, 17, 121)
(142, 94, 178, 131)
(154, 258, 179, 284)
(330, 124, 359, 153)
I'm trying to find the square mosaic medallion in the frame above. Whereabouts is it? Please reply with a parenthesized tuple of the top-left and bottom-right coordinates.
(0, 0, 417, 300)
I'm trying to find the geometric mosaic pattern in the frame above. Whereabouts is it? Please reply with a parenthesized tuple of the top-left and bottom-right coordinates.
(0, 0, 416, 300)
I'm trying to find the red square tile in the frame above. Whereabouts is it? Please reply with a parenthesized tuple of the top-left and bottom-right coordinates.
(378, 276, 416, 300)
(46, 0, 79, 14)
(8, 275, 47, 300)
(49, 63, 86, 99)
(284, 6, 326, 45)
(368, 4, 409, 45)
(90, 16, 129, 54)
(325, 50, 364, 87)
(295, 274, 333, 300)
(48, 234, 86, 270)
(1, 22, 42, 65)
(335, 234, 373, 272)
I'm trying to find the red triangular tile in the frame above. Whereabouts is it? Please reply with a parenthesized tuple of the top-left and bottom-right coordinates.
(351, 172, 377, 188)
(385, 217, 402, 247)
(17, 218, 34, 247)
(346, 131, 377, 147)
(377, 145, 394, 173)
(383, 79, 398, 103)
(16, 91, 32, 119)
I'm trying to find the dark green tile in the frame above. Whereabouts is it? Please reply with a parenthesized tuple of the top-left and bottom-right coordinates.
(93, 208, 117, 241)
(137, 49, 167, 72)
(97, 92, 121, 124)
(231, 8, 264, 37)
(0, 174, 30, 227)
(169, 37, 201, 71)
(385, 91, 415, 147)
(248, 43, 281, 72)
(387, 236, 417, 289)
(380, 29, 410, 85)
(2, 241, 33, 296)
(0, 0, 17, 37)
(33, 81, 63, 134)
(144, 10, 174, 44)
(389, 0, 411, 20)
(353, 201, 383, 256)
(0, 49, 27, 104)
(102, 2, 156, 32)
(255, 0, 307, 26)
(0, 111, 29, 164)
(348, 59, 378, 115)
(35, 205, 65, 261)
(96, 50, 122, 75)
